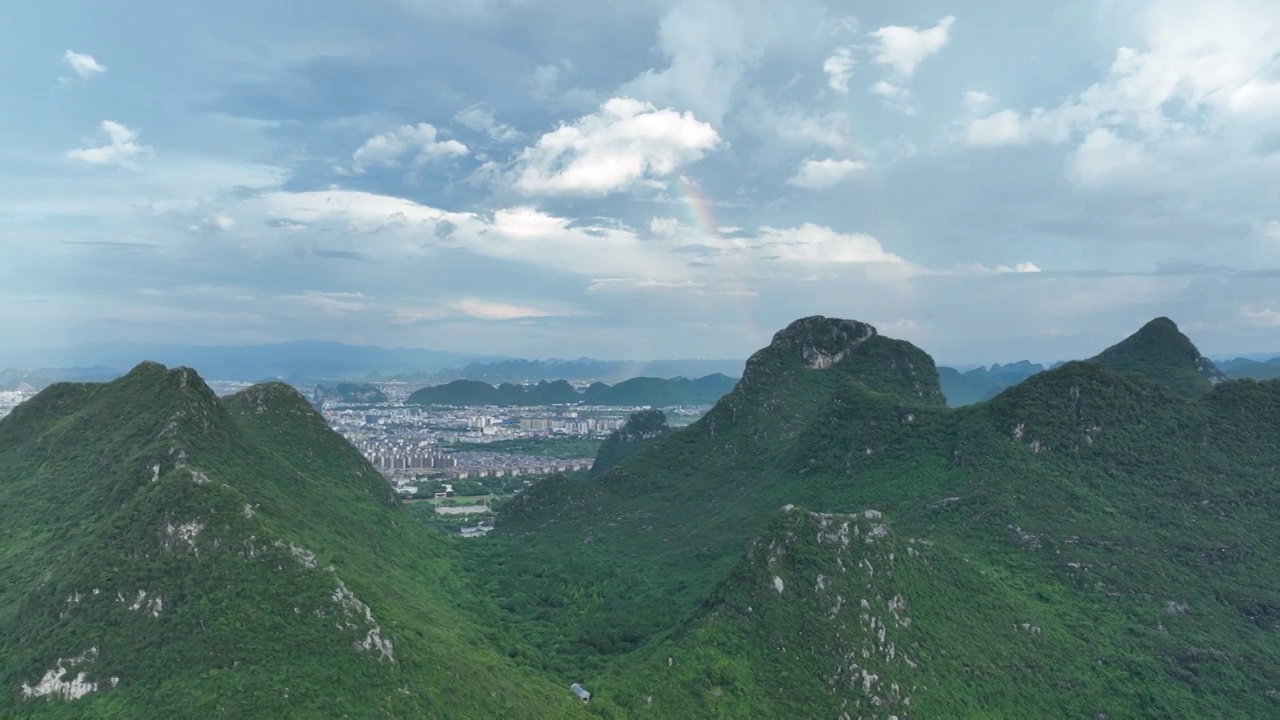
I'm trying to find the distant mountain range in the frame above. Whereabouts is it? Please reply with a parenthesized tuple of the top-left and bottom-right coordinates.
(0, 343, 746, 387)
(0, 342, 491, 385)
(1217, 356, 1280, 381)
(406, 374, 739, 408)
(377, 357, 747, 385)
(937, 362, 1048, 406)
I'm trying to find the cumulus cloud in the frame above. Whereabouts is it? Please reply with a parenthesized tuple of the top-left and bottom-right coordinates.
(823, 47, 856, 93)
(754, 224, 908, 266)
(871, 81, 913, 113)
(453, 105, 520, 142)
(961, 0, 1280, 193)
(1065, 129, 1161, 187)
(786, 158, 867, 189)
(616, 0, 831, 126)
(65, 121, 152, 167)
(964, 109, 1028, 147)
(870, 16, 955, 79)
(62, 50, 107, 79)
(351, 123, 467, 172)
(511, 97, 722, 196)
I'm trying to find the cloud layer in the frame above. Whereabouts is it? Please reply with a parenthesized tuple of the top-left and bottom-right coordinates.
(5, 0, 1280, 364)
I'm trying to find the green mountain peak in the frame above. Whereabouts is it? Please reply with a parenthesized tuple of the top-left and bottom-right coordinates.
(1089, 316, 1227, 398)
(0, 364, 588, 717)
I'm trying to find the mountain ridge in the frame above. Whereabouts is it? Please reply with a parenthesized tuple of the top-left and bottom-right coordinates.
(407, 374, 738, 408)
(490, 314, 1280, 716)
(0, 362, 587, 717)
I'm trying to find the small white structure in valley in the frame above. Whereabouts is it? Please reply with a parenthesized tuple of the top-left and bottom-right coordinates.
(570, 683, 591, 703)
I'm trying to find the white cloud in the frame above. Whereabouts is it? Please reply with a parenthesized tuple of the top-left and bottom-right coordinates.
(453, 105, 520, 142)
(280, 291, 370, 315)
(389, 297, 585, 323)
(965, 110, 1029, 146)
(962, 0, 1280, 163)
(786, 158, 867, 189)
(511, 97, 722, 196)
(945, 261, 1043, 276)
(823, 47, 856, 93)
(528, 63, 564, 100)
(871, 81, 914, 114)
(448, 298, 570, 320)
(1240, 304, 1280, 326)
(743, 101, 854, 152)
(755, 224, 907, 266)
(351, 123, 467, 173)
(65, 121, 152, 167)
(962, 91, 995, 114)
(1065, 128, 1160, 187)
(189, 215, 236, 232)
(63, 50, 107, 79)
(616, 0, 830, 126)
(870, 16, 955, 79)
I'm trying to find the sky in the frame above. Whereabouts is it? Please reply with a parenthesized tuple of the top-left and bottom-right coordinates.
(3, 0, 1280, 365)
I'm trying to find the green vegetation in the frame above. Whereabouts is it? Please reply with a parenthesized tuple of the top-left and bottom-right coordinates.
(0, 363, 587, 718)
(406, 375, 737, 408)
(485, 315, 1280, 717)
(590, 409, 671, 478)
(5, 314, 1280, 717)
(1089, 316, 1227, 397)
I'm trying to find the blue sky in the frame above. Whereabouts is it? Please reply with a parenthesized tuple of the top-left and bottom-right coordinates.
(3, 0, 1280, 364)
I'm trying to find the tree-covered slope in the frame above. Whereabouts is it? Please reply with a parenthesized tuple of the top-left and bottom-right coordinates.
(0, 363, 587, 718)
(582, 374, 738, 407)
(589, 409, 672, 478)
(1088, 317, 1227, 397)
(487, 316, 1280, 716)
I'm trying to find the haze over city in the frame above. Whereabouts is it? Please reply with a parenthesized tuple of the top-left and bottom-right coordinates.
(4, 0, 1280, 365)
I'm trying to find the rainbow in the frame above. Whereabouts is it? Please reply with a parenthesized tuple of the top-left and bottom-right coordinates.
(672, 175, 767, 348)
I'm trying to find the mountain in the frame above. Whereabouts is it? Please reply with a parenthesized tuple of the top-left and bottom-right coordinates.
(0, 342, 490, 383)
(313, 382, 389, 405)
(936, 361, 1045, 407)
(963, 359, 1045, 382)
(426, 358, 746, 385)
(0, 363, 586, 717)
(407, 375, 738, 408)
(937, 366, 1005, 406)
(582, 374, 738, 406)
(406, 379, 580, 406)
(488, 315, 1280, 716)
(1088, 317, 1227, 397)
(1218, 357, 1280, 381)
(589, 409, 672, 478)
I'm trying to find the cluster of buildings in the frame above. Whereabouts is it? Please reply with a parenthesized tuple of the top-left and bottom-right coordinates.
(517, 414, 625, 434)
(356, 442, 459, 472)
(0, 388, 36, 421)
